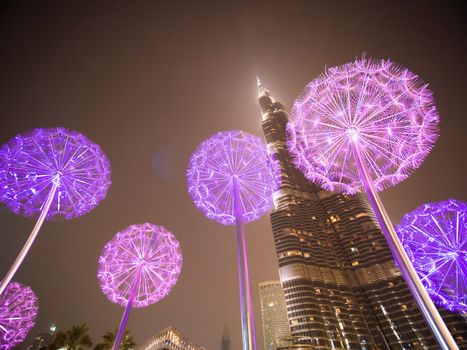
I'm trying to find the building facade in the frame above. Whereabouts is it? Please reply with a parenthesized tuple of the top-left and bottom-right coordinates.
(138, 327, 205, 350)
(259, 280, 292, 350)
(257, 81, 467, 350)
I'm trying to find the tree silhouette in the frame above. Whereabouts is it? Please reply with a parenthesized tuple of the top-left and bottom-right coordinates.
(93, 330, 136, 350)
(48, 324, 93, 350)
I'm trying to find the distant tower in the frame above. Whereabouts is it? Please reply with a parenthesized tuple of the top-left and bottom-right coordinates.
(259, 281, 292, 350)
(257, 79, 467, 349)
(221, 326, 231, 350)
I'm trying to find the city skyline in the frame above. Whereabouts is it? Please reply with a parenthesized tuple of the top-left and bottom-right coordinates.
(0, 1, 465, 349)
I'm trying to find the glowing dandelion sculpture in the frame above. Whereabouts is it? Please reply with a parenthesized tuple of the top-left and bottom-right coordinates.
(0, 282, 38, 350)
(187, 130, 278, 350)
(287, 58, 457, 349)
(0, 127, 111, 296)
(97, 223, 182, 350)
(397, 199, 466, 313)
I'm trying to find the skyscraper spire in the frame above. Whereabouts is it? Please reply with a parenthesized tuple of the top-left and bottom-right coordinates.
(256, 76, 272, 100)
(256, 78, 275, 117)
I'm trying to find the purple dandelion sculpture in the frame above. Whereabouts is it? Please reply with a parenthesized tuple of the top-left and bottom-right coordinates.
(187, 130, 278, 350)
(0, 127, 111, 295)
(397, 199, 466, 313)
(97, 223, 182, 350)
(0, 282, 38, 350)
(287, 58, 457, 349)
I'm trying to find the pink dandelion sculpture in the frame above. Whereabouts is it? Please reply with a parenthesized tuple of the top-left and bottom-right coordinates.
(187, 130, 278, 350)
(0, 127, 111, 295)
(97, 223, 182, 350)
(287, 58, 456, 349)
(397, 199, 466, 313)
(287, 58, 439, 195)
(0, 282, 38, 350)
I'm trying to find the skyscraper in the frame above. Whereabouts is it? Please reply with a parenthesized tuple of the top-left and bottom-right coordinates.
(259, 280, 292, 350)
(257, 80, 467, 350)
(138, 327, 206, 350)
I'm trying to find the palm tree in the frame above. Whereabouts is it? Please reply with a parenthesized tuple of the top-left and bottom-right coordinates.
(93, 330, 136, 350)
(48, 324, 93, 350)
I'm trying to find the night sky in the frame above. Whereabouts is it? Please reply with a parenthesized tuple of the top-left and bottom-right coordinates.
(0, 1, 465, 349)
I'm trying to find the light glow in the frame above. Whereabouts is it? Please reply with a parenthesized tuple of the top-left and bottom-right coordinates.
(287, 58, 439, 194)
(397, 199, 466, 313)
(186, 130, 278, 226)
(0, 127, 111, 220)
(0, 282, 38, 350)
(97, 223, 182, 308)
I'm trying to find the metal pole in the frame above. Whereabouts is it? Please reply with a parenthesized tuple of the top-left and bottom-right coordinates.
(0, 181, 59, 296)
(233, 179, 257, 350)
(352, 143, 458, 350)
(112, 270, 141, 350)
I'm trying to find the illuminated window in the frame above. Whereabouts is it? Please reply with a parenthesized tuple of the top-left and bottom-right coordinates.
(401, 304, 408, 311)
(352, 261, 359, 266)
(286, 250, 303, 256)
(380, 305, 388, 315)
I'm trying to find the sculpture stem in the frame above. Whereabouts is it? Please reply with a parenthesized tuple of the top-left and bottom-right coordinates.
(352, 143, 458, 350)
(0, 181, 59, 296)
(112, 270, 141, 350)
(233, 179, 257, 350)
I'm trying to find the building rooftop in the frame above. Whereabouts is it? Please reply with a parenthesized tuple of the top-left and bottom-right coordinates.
(138, 326, 206, 350)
